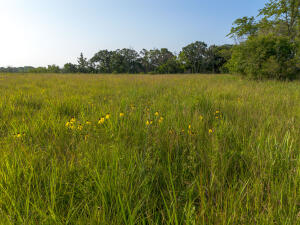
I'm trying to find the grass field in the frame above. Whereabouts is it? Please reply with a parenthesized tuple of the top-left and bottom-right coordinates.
(0, 74, 299, 224)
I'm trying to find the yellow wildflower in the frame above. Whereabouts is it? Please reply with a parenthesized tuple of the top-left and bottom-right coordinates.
(65, 122, 71, 127)
(120, 112, 124, 117)
(70, 117, 76, 123)
(105, 114, 110, 119)
(199, 115, 203, 121)
(146, 120, 150, 126)
(86, 121, 91, 125)
(215, 111, 220, 114)
(159, 117, 164, 123)
(16, 133, 22, 138)
(188, 125, 191, 130)
(209, 129, 213, 134)
(155, 112, 159, 117)
(98, 117, 105, 124)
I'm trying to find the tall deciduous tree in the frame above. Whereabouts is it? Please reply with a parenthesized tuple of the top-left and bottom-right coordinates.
(259, 0, 300, 40)
(227, 17, 258, 42)
(179, 41, 207, 73)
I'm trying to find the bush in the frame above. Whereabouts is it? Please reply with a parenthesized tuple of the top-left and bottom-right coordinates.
(226, 35, 300, 80)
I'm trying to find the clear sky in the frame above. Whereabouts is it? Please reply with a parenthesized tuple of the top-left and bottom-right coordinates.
(0, 0, 268, 67)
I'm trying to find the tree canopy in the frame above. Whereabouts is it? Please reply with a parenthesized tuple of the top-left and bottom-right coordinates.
(226, 0, 300, 80)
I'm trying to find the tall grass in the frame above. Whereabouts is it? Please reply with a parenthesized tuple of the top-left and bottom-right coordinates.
(0, 74, 299, 224)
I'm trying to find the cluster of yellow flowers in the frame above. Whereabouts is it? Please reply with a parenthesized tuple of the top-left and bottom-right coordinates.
(98, 117, 105, 125)
(146, 111, 164, 126)
(146, 120, 153, 126)
(65, 112, 126, 131)
(98, 113, 112, 125)
(65, 117, 86, 131)
(63, 109, 221, 136)
(65, 117, 77, 130)
(185, 111, 219, 135)
(215, 110, 222, 119)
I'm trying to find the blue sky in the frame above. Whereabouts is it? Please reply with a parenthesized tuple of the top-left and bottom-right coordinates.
(0, 0, 268, 67)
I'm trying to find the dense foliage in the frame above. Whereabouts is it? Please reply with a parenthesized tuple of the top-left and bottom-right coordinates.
(227, 35, 299, 79)
(227, 0, 300, 80)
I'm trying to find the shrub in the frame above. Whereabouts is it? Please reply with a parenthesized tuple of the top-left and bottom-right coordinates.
(226, 35, 300, 80)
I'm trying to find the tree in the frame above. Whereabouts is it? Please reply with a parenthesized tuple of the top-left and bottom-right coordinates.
(227, 0, 300, 80)
(90, 50, 113, 73)
(205, 45, 233, 73)
(110, 49, 125, 73)
(118, 48, 141, 73)
(140, 48, 176, 73)
(227, 17, 259, 42)
(226, 34, 299, 80)
(140, 49, 151, 73)
(259, 0, 300, 40)
(228, 0, 300, 41)
(156, 56, 183, 74)
(179, 41, 207, 73)
(77, 53, 89, 73)
(47, 65, 61, 73)
(63, 63, 78, 73)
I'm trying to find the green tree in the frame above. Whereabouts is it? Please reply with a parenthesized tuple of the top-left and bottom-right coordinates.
(227, 34, 299, 80)
(77, 53, 89, 73)
(259, 0, 300, 40)
(179, 41, 207, 73)
(63, 63, 78, 73)
(227, 16, 258, 42)
(205, 45, 233, 73)
(140, 48, 176, 73)
(118, 48, 141, 73)
(90, 50, 113, 73)
(140, 49, 151, 73)
(47, 65, 61, 73)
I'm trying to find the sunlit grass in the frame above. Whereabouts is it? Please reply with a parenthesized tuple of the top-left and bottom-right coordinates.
(0, 74, 299, 224)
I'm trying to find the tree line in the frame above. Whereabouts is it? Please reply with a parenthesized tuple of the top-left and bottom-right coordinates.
(0, 42, 233, 74)
(1, 0, 298, 80)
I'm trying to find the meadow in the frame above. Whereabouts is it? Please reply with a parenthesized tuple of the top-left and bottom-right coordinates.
(0, 74, 299, 224)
